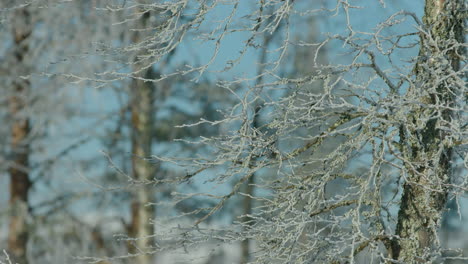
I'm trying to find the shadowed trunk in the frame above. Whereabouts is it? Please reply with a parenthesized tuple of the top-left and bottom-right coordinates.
(7, 7, 32, 264)
(240, 21, 274, 263)
(391, 0, 464, 262)
(240, 131, 257, 264)
(129, 70, 155, 264)
(128, 10, 156, 264)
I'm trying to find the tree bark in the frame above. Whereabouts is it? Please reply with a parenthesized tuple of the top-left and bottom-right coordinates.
(391, 0, 464, 262)
(239, 25, 274, 263)
(7, 7, 32, 264)
(240, 161, 256, 264)
(129, 71, 155, 264)
(128, 10, 156, 264)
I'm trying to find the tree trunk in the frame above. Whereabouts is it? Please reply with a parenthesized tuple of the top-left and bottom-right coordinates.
(239, 10, 290, 259)
(240, 167, 255, 264)
(239, 26, 273, 262)
(128, 10, 156, 264)
(129, 71, 155, 264)
(391, 0, 464, 262)
(7, 7, 32, 264)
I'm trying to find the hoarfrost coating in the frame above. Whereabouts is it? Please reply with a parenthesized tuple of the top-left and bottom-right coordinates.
(1, 0, 466, 263)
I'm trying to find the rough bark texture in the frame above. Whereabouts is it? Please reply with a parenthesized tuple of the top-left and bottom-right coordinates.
(391, 0, 464, 262)
(128, 10, 156, 264)
(7, 7, 32, 264)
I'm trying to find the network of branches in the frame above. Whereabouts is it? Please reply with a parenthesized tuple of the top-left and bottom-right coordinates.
(0, 0, 466, 263)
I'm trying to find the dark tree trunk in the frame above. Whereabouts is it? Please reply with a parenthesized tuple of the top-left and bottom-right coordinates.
(7, 7, 33, 264)
(391, 0, 464, 262)
(240, 23, 274, 262)
(240, 170, 255, 264)
(128, 10, 156, 264)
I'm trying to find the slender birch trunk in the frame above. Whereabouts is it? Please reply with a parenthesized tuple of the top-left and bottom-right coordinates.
(239, 112, 258, 264)
(129, 73, 155, 264)
(128, 11, 156, 264)
(7, 7, 32, 264)
(240, 24, 274, 263)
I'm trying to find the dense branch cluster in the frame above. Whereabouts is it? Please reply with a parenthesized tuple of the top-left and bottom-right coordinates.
(76, 0, 467, 263)
(0, 0, 466, 263)
(78, 0, 467, 263)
